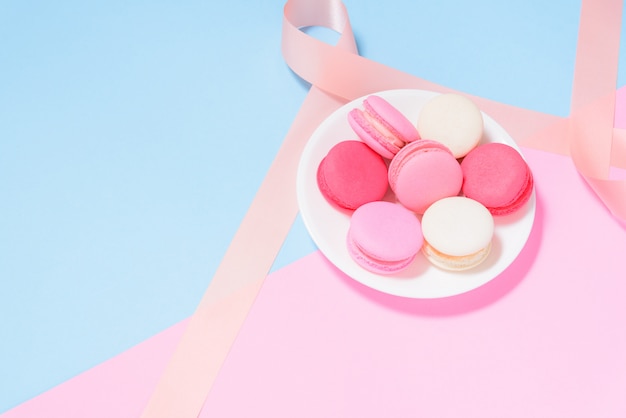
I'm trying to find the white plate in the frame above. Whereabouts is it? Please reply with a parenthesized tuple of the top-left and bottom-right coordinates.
(296, 89, 536, 299)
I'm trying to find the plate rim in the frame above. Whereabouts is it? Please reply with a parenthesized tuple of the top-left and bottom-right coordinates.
(296, 88, 536, 299)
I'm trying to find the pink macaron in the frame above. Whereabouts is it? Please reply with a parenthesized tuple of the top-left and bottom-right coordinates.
(388, 140, 463, 214)
(348, 95, 420, 159)
(317, 140, 389, 210)
(347, 201, 423, 275)
(460, 142, 534, 215)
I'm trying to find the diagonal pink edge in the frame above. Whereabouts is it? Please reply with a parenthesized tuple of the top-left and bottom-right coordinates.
(1, 319, 187, 418)
(2, 89, 625, 416)
(5, 136, 626, 417)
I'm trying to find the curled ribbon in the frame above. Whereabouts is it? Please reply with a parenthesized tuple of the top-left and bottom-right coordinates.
(283, 0, 626, 218)
(142, 0, 625, 417)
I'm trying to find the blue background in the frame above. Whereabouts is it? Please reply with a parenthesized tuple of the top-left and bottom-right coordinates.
(1, 0, 624, 412)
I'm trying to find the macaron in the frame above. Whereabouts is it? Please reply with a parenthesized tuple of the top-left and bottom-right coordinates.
(348, 95, 420, 159)
(317, 140, 388, 210)
(421, 197, 494, 271)
(387, 139, 463, 214)
(461, 142, 534, 215)
(417, 93, 484, 158)
(347, 201, 423, 275)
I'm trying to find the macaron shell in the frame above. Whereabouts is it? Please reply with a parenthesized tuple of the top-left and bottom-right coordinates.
(348, 95, 420, 159)
(363, 95, 420, 145)
(461, 142, 534, 215)
(421, 197, 494, 271)
(388, 140, 463, 214)
(347, 232, 417, 275)
(417, 93, 484, 158)
(348, 109, 399, 159)
(317, 141, 388, 210)
(347, 201, 423, 274)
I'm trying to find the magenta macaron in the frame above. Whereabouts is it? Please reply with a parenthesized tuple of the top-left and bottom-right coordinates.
(388, 139, 463, 214)
(317, 140, 389, 210)
(348, 95, 420, 159)
(460, 142, 534, 215)
(347, 201, 423, 275)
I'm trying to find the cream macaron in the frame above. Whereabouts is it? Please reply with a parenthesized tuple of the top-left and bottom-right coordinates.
(417, 93, 484, 159)
(421, 196, 494, 271)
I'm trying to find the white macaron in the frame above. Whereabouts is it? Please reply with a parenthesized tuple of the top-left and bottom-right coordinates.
(421, 196, 494, 271)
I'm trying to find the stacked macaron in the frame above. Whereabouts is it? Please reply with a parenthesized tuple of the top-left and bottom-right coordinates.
(347, 94, 420, 159)
(316, 92, 533, 275)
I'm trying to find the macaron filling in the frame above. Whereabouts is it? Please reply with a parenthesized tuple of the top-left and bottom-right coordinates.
(362, 97, 418, 145)
(347, 234, 417, 274)
(348, 95, 420, 159)
(420, 196, 494, 271)
(361, 110, 407, 148)
(421, 240, 492, 271)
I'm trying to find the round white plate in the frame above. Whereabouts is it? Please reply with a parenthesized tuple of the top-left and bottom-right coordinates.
(296, 89, 536, 299)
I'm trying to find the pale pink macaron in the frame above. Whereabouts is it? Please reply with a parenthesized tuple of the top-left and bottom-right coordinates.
(348, 95, 420, 159)
(421, 196, 494, 271)
(388, 139, 463, 214)
(347, 201, 423, 275)
(461, 142, 534, 215)
(417, 93, 484, 158)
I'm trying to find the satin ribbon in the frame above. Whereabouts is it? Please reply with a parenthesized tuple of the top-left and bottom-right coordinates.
(139, 80, 348, 418)
(283, 0, 626, 217)
(569, 0, 626, 218)
(142, 0, 624, 416)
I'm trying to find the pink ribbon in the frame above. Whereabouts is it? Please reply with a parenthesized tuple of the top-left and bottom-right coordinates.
(569, 0, 626, 218)
(283, 0, 626, 217)
(141, 0, 624, 416)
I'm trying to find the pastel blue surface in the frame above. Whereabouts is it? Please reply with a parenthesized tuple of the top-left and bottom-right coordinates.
(0, 0, 623, 412)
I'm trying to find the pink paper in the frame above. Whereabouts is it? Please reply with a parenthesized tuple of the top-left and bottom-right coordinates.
(1, 319, 187, 418)
(200, 147, 626, 417)
(4, 147, 626, 417)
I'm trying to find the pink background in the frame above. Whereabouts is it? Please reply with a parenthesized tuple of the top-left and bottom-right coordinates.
(6, 90, 626, 415)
